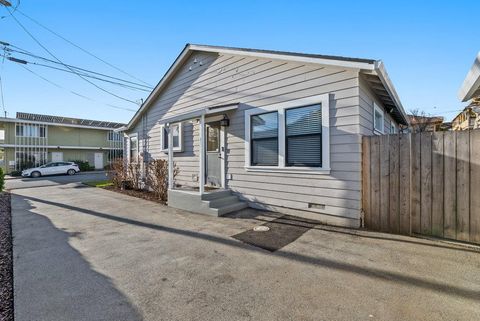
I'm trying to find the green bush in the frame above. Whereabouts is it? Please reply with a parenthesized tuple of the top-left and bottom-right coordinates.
(0, 168, 4, 192)
(70, 160, 95, 172)
(9, 170, 21, 177)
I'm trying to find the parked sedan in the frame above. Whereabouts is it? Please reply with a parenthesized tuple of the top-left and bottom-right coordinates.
(22, 162, 80, 178)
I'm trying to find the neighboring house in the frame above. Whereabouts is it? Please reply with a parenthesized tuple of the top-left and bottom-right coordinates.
(408, 115, 445, 132)
(451, 105, 480, 130)
(0, 112, 125, 174)
(123, 44, 408, 227)
(456, 52, 480, 130)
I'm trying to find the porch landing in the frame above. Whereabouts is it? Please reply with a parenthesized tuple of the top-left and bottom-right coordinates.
(167, 189, 247, 216)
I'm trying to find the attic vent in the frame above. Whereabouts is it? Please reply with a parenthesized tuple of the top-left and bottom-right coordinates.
(308, 203, 325, 210)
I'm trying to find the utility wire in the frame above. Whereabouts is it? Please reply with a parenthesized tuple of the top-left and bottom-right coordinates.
(21, 65, 137, 112)
(1, 53, 151, 92)
(0, 55, 6, 117)
(5, 46, 152, 89)
(6, 7, 140, 105)
(15, 7, 153, 87)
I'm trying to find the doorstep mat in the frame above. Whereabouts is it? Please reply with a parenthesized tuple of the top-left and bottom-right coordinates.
(232, 215, 319, 252)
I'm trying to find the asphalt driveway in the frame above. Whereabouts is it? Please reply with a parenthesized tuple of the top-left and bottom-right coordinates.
(11, 183, 480, 321)
(6, 171, 108, 190)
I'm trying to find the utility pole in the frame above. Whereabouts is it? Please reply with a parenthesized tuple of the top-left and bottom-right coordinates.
(0, 0, 12, 7)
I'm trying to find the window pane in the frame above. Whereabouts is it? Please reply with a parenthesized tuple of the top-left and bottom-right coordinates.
(207, 126, 219, 152)
(374, 110, 383, 131)
(286, 105, 322, 167)
(251, 112, 278, 166)
(163, 124, 180, 149)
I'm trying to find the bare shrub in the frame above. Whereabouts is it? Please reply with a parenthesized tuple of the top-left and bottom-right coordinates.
(145, 159, 179, 201)
(127, 161, 142, 190)
(107, 158, 127, 189)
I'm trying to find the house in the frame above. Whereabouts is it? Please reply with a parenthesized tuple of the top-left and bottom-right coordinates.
(408, 115, 445, 132)
(451, 105, 480, 130)
(455, 52, 480, 130)
(123, 44, 408, 227)
(0, 112, 125, 174)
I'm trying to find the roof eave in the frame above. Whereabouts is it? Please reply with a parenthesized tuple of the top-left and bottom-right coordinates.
(458, 52, 480, 102)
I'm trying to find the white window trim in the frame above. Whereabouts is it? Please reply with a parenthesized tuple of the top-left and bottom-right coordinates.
(244, 94, 330, 175)
(160, 122, 183, 153)
(390, 122, 397, 134)
(373, 103, 384, 135)
(128, 133, 138, 163)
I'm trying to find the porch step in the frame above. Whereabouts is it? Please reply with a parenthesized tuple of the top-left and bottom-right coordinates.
(168, 189, 248, 217)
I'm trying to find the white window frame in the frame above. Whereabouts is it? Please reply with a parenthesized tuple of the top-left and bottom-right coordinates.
(390, 122, 397, 134)
(244, 94, 330, 175)
(373, 103, 384, 135)
(160, 122, 183, 152)
(128, 133, 138, 163)
(107, 131, 122, 142)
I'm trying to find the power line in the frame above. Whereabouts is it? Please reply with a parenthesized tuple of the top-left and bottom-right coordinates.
(5, 7, 140, 105)
(5, 45, 152, 89)
(21, 65, 137, 112)
(0, 55, 6, 117)
(1, 53, 151, 92)
(15, 7, 153, 87)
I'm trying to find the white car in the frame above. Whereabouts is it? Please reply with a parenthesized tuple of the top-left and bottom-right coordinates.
(22, 162, 80, 178)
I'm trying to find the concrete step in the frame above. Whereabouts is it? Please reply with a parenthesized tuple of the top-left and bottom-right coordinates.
(207, 195, 240, 208)
(201, 190, 232, 201)
(214, 201, 248, 216)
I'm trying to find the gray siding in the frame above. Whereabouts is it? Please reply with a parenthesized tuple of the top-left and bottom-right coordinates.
(128, 51, 371, 226)
(358, 76, 401, 136)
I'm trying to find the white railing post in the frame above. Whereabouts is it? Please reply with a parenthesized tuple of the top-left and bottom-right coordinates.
(167, 123, 174, 190)
(199, 114, 205, 195)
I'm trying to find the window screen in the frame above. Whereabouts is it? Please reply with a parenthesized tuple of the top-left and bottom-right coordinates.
(251, 112, 278, 166)
(286, 105, 322, 167)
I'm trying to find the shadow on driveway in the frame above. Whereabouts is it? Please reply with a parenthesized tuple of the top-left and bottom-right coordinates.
(18, 194, 480, 303)
(12, 195, 142, 321)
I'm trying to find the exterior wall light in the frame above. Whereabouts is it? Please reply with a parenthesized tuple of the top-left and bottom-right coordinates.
(219, 114, 230, 127)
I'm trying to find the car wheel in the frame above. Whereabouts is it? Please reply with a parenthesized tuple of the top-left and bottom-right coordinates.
(67, 169, 76, 176)
(31, 171, 41, 178)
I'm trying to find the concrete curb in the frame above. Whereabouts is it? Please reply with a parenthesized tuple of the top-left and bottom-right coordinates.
(5, 171, 108, 180)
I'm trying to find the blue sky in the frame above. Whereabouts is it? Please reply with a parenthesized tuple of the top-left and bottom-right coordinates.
(0, 0, 478, 124)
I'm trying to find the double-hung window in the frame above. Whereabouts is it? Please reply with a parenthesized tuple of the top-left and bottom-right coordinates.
(245, 94, 330, 174)
(161, 123, 183, 152)
(373, 103, 384, 134)
(250, 112, 278, 166)
(129, 135, 138, 162)
(286, 105, 322, 167)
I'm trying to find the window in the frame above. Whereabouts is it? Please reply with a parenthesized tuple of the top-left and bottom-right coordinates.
(129, 135, 138, 162)
(373, 103, 384, 134)
(15, 124, 46, 137)
(0, 129, 4, 140)
(107, 131, 122, 141)
(245, 94, 330, 174)
(161, 123, 183, 152)
(286, 105, 322, 167)
(390, 122, 397, 134)
(251, 112, 278, 166)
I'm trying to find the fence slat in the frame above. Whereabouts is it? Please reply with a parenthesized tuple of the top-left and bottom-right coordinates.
(469, 130, 480, 243)
(380, 135, 390, 232)
(456, 131, 470, 242)
(389, 134, 400, 233)
(420, 132, 433, 235)
(411, 133, 422, 234)
(431, 132, 444, 237)
(399, 133, 411, 235)
(370, 135, 381, 231)
(362, 136, 371, 228)
(443, 131, 457, 239)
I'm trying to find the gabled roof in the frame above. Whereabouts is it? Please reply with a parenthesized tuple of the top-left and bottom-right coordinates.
(458, 52, 480, 102)
(126, 44, 409, 129)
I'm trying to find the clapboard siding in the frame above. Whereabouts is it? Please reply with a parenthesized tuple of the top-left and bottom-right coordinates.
(128, 50, 375, 226)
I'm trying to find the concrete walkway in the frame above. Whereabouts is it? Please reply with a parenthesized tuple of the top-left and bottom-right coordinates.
(11, 183, 480, 321)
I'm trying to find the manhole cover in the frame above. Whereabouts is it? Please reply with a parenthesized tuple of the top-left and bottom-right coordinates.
(253, 226, 270, 232)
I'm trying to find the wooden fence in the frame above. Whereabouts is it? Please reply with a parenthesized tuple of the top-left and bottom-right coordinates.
(362, 130, 480, 244)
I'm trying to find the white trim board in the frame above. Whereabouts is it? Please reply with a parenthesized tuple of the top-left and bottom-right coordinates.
(244, 93, 330, 175)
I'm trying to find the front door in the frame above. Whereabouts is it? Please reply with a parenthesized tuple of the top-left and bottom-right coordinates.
(94, 152, 103, 169)
(205, 123, 222, 187)
(51, 152, 63, 162)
